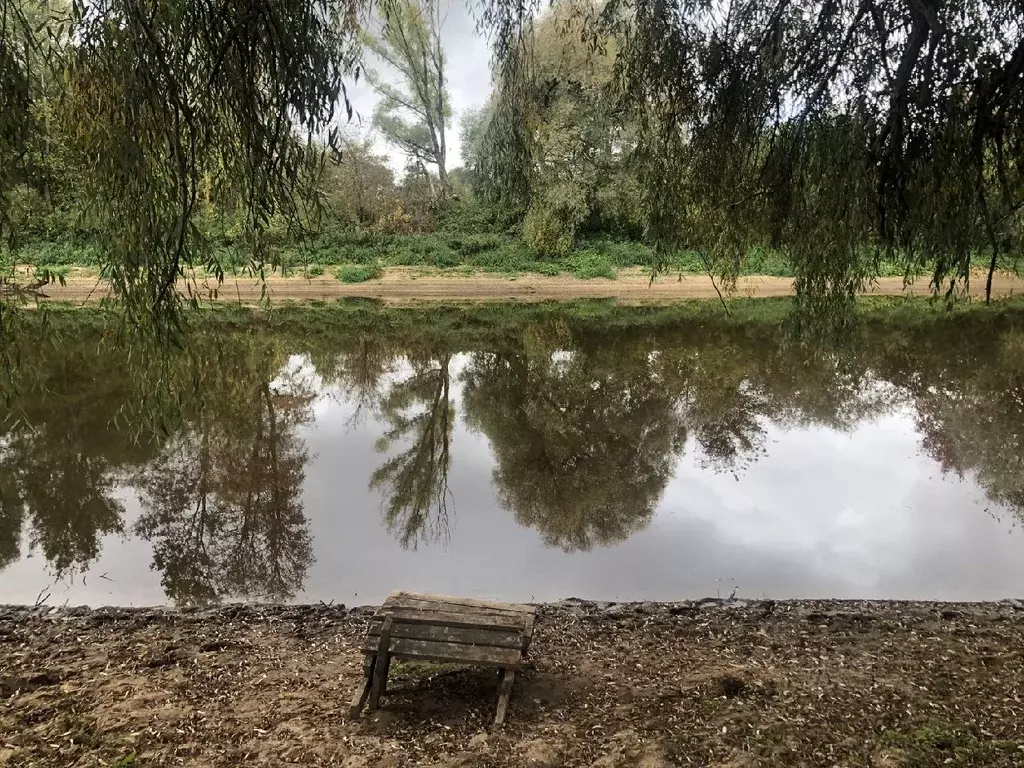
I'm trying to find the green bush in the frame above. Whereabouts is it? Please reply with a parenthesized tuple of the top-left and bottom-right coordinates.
(523, 203, 576, 258)
(578, 238, 656, 267)
(533, 261, 562, 276)
(11, 241, 102, 266)
(567, 250, 616, 279)
(464, 241, 535, 273)
(445, 233, 504, 255)
(336, 263, 383, 283)
(741, 246, 792, 276)
(434, 198, 509, 234)
(387, 235, 461, 268)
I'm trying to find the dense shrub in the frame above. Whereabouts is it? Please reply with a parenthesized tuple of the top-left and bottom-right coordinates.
(566, 250, 616, 279)
(522, 181, 590, 258)
(337, 263, 383, 283)
(435, 198, 512, 234)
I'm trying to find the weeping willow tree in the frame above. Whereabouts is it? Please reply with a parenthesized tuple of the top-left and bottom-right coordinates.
(481, 0, 1024, 328)
(1, 0, 364, 349)
(2, 0, 1023, 352)
(0, 0, 370, 420)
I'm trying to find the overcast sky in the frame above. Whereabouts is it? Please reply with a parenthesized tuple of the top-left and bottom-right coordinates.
(340, 0, 495, 173)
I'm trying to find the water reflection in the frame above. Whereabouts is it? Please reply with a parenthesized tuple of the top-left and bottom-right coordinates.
(131, 351, 315, 603)
(370, 351, 455, 549)
(462, 340, 686, 552)
(1, 304, 1023, 604)
(0, 344, 158, 574)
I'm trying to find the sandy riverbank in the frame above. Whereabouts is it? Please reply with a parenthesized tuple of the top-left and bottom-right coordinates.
(2, 599, 1023, 767)
(28, 267, 1024, 304)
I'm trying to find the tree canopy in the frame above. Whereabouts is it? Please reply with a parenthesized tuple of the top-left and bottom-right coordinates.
(363, 0, 452, 197)
(1, 0, 1023, 344)
(480, 0, 1024, 320)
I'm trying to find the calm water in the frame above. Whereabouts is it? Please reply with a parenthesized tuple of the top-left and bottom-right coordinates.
(2, 304, 1023, 606)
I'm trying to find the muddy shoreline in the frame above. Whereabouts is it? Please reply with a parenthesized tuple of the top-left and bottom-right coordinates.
(3, 598, 1023, 767)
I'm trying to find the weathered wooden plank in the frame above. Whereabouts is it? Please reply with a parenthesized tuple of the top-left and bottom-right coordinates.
(379, 604, 531, 624)
(379, 601, 528, 623)
(366, 620, 524, 649)
(389, 591, 535, 612)
(361, 637, 522, 668)
(348, 663, 372, 718)
(386, 591, 535, 615)
(522, 613, 535, 655)
(368, 618, 392, 711)
(372, 608, 528, 632)
(494, 668, 516, 725)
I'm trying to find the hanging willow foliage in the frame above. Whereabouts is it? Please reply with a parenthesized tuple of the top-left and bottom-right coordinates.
(1, 0, 370, 354)
(62, 0, 368, 341)
(482, 0, 1024, 329)
(2, 0, 1023, 348)
(1, 0, 52, 386)
(0, 0, 373, 416)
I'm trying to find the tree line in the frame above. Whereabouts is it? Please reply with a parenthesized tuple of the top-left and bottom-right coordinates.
(2, 0, 1023, 341)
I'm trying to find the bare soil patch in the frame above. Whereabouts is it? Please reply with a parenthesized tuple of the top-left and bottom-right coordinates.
(2, 599, 1023, 767)
(31, 267, 1024, 304)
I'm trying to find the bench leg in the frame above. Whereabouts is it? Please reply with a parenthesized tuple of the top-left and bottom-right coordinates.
(368, 617, 393, 711)
(494, 668, 515, 726)
(349, 655, 375, 718)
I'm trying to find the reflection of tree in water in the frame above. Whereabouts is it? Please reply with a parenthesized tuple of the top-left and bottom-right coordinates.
(0, 346, 158, 576)
(314, 334, 397, 425)
(5, 307, 1024, 588)
(0, 470, 21, 570)
(133, 352, 315, 605)
(312, 334, 457, 549)
(369, 352, 454, 549)
(878, 323, 1024, 524)
(458, 321, 911, 551)
(661, 328, 895, 471)
(462, 338, 687, 552)
(667, 340, 774, 471)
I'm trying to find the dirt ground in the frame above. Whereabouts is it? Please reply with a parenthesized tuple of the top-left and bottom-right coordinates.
(2, 600, 1023, 767)
(31, 267, 1024, 304)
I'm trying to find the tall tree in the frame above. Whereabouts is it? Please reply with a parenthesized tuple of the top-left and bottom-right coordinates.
(1, 0, 361, 351)
(319, 136, 397, 227)
(517, 2, 641, 256)
(363, 0, 452, 196)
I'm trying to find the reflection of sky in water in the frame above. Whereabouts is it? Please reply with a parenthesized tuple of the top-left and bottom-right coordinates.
(3, 349, 1021, 607)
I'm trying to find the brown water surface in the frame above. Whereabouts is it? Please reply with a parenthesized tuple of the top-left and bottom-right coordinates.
(2, 303, 1022, 605)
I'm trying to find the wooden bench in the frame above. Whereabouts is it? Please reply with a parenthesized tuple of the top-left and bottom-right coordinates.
(349, 591, 536, 725)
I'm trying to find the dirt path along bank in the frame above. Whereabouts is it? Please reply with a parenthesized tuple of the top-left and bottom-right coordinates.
(33, 267, 1024, 303)
(2, 599, 1023, 767)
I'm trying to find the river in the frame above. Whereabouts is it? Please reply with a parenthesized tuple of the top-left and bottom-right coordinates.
(2, 301, 1022, 605)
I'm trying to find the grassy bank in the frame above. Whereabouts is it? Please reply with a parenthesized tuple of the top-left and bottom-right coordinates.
(7, 232, 969, 282)
(24, 292, 1024, 330)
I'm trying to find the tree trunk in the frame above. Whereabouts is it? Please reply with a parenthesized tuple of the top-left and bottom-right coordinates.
(986, 245, 998, 305)
(437, 164, 451, 198)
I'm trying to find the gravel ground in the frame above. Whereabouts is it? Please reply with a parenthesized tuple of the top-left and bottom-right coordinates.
(2, 599, 1023, 767)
